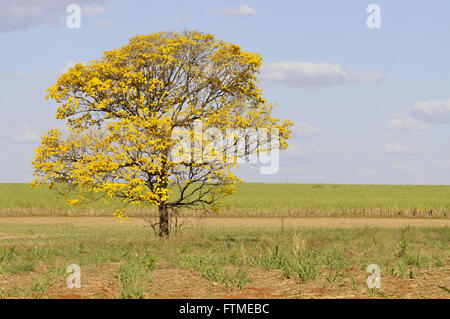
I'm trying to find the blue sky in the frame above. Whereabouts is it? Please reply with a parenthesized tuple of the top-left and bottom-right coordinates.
(0, 0, 449, 184)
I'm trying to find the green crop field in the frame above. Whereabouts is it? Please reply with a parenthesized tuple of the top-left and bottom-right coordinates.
(0, 183, 449, 217)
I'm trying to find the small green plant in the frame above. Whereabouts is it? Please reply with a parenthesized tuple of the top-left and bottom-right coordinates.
(6, 261, 36, 274)
(251, 246, 287, 271)
(405, 252, 425, 268)
(119, 253, 157, 299)
(349, 273, 357, 290)
(366, 287, 377, 297)
(0, 246, 16, 263)
(29, 275, 52, 298)
(142, 250, 157, 271)
(395, 239, 409, 258)
(286, 254, 319, 282)
(432, 254, 446, 267)
(1, 284, 23, 298)
(234, 269, 248, 290)
(326, 267, 345, 286)
(181, 253, 248, 290)
(395, 227, 411, 258)
(390, 260, 408, 277)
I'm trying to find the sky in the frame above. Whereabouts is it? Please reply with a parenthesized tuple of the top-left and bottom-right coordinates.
(0, 0, 449, 184)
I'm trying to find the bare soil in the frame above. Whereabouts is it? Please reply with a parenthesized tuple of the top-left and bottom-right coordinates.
(29, 264, 450, 299)
(0, 216, 448, 228)
(0, 216, 448, 299)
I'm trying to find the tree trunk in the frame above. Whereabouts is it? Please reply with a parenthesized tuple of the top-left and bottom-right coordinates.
(159, 205, 169, 237)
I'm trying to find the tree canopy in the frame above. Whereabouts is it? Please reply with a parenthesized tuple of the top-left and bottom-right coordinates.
(32, 31, 292, 236)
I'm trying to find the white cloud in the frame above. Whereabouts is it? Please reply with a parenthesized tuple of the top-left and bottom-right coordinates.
(59, 59, 83, 75)
(412, 98, 450, 124)
(387, 118, 430, 130)
(293, 122, 317, 137)
(11, 125, 40, 143)
(81, 5, 107, 14)
(385, 142, 427, 154)
(0, 0, 111, 33)
(261, 62, 382, 87)
(209, 4, 258, 17)
(285, 143, 319, 157)
(225, 4, 258, 17)
(6, 71, 24, 78)
(0, 118, 63, 144)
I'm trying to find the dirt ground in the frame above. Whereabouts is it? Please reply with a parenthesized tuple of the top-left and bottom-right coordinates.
(0, 216, 448, 299)
(38, 264, 449, 299)
(0, 216, 448, 228)
(1, 262, 448, 299)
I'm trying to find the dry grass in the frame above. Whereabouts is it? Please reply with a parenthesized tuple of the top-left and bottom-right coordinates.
(0, 216, 448, 228)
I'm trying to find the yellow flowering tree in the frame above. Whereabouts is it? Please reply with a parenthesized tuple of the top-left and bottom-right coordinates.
(32, 31, 292, 236)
